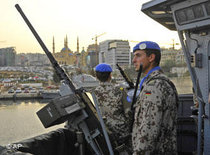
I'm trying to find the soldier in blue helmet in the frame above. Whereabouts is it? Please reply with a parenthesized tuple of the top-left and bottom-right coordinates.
(95, 63, 113, 73)
(94, 63, 131, 154)
(95, 63, 113, 82)
(131, 41, 178, 154)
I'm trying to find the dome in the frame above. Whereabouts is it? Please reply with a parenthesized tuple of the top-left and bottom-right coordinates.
(61, 47, 71, 52)
(81, 49, 85, 54)
(61, 35, 71, 52)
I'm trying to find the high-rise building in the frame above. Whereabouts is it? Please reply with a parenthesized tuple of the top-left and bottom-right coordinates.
(99, 40, 130, 70)
(0, 47, 16, 66)
(160, 48, 184, 65)
(15, 53, 50, 66)
(86, 44, 98, 68)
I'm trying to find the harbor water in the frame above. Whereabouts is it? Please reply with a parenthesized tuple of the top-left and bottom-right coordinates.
(0, 99, 64, 145)
(0, 76, 192, 146)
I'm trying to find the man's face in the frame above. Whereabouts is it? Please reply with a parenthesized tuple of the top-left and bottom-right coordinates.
(132, 50, 152, 74)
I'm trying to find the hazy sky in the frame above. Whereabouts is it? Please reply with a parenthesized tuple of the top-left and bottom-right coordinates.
(0, 0, 180, 53)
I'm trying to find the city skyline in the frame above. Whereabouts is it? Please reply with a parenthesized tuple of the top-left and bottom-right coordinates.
(1, 0, 180, 54)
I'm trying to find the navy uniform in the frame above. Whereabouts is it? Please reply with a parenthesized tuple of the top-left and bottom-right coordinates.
(131, 42, 178, 155)
(94, 63, 131, 151)
(94, 81, 129, 140)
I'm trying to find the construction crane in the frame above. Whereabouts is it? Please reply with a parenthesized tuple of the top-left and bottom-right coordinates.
(159, 39, 180, 50)
(171, 39, 180, 50)
(92, 32, 106, 64)
(129, 40, 140, 43)
(92, 32, 106, 47)
(129, 40, 140, 52)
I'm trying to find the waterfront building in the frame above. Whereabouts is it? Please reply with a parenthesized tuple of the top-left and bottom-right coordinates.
(99, 40, 130, 70)
(80, 47, 88, 68)
(74, 51, 80, 67)
(86, 44, 98, 68)
(175, 50, 185, 64)
(15, 53, 27, 66)
(161, 48, 176, 65)
(160, 48, 185, 66)
(15, 53, 50, 66)
(0, 47, 16, 66)
(53, 36, 76, 65)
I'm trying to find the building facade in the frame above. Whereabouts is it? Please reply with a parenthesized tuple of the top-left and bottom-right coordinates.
(99, 40, 130, 70)
(160, 48, 185, 65)
(86, 44, 98, 68)
(0, 47, 16, 66)
(15, 53, 50, 66)
(175, 50, 185, 64)
(80, 47, 88, 68)
(53, 36, 76, 65)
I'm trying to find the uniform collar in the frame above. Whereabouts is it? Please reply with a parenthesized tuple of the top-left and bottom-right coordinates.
(146, 69, 163, 80)
(142, 69, 163, 86)
(139, 66, 161, 90)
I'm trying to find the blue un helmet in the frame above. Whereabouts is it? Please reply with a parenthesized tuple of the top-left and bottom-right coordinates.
(95, 63, 112, 72)
(133, 41, 161, 53)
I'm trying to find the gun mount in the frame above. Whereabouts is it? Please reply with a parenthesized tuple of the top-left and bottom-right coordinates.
(142, 0, 210, 154)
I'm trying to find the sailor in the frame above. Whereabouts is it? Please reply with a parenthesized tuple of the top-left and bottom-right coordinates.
(93, 63, 131, 154)
(131, 41, 178, 154)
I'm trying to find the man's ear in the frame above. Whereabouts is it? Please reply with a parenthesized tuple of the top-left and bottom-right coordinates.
(149, 53, 155, 62)
(108, 73, 112, 81)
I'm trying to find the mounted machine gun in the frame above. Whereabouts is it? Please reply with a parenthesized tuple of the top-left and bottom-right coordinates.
(15, 4, 112, 155)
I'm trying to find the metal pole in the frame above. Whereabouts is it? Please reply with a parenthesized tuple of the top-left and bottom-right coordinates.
(177, 30, 203, 155)
(91, 93, 114, 155)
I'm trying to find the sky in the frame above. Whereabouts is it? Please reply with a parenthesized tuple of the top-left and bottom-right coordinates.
(0, 0, 180, 54)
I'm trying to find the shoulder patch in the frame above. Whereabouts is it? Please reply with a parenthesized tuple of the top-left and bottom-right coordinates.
(145, 91, 152, 96)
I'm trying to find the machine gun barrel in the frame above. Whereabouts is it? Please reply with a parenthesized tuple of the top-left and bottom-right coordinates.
(116, 63, 134, 89)
(15, 4, 110, 154)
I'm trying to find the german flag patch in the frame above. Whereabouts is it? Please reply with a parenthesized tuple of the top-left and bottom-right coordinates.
(145, 91, 151, 96)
